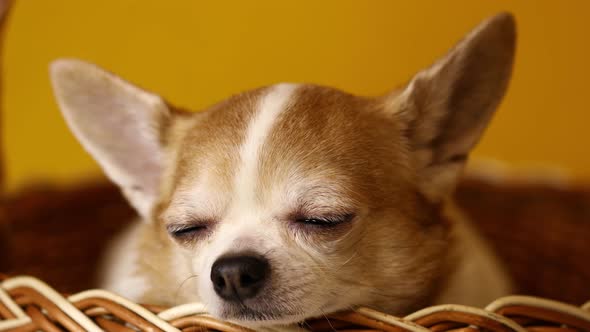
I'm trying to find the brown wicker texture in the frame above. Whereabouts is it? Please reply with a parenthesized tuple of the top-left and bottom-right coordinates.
(0, 276, 589, 332)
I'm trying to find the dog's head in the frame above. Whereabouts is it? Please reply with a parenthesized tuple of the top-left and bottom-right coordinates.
(50, 13, 515, 326)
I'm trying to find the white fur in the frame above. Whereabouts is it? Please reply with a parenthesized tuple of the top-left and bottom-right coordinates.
(435, 204, 513, 306)
(99, 221, 148, 301)
(234, 83, 298, 210)
(163, 80, 303, 223)
(194, 84, 299, 319)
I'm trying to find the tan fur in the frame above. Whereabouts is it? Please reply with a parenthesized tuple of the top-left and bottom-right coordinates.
(51, 12, 516, 330)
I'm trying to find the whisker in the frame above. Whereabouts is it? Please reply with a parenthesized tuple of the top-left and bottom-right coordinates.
(174, 274, 199, 304)
(262, 248, 276, 257)
(299, 320, 314, 330)
(320, 308, 337, 332)
(334, 251, 358, 272)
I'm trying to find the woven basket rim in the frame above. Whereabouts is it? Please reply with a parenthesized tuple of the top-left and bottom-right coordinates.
(1, 275, 589, 332)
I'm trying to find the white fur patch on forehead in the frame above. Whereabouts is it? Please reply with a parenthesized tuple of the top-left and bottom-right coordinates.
(233, 83, 298, 209)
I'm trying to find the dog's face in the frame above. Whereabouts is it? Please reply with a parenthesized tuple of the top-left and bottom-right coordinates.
(50, 13, 515, 326)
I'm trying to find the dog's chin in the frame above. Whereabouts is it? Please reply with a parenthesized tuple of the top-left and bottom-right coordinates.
(216, 304, 305, 327)
(212, 298, 358, 328)
(214, 301, 348, 328)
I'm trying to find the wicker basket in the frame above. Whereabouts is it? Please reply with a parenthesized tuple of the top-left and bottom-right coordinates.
(1, 275, 589, 332)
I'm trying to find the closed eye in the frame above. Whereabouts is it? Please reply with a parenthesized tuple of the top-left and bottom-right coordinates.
(295, 213, 355, 227)
(167, 223, 209, 240)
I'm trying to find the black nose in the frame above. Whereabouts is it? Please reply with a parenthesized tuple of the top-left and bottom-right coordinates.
(210, 255, 270, 301)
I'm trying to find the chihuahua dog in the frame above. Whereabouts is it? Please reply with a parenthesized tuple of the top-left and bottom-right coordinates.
(50, 13, 515, 330)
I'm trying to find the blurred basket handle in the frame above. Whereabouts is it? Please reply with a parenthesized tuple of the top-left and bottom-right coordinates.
(0, 0, 13, 192)
(0, 0, 14, 271)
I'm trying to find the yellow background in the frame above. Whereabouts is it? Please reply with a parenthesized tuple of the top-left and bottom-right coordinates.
(3, 1, 589, 192)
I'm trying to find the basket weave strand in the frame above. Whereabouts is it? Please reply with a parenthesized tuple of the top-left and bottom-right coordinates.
(1, 276, 590, 332)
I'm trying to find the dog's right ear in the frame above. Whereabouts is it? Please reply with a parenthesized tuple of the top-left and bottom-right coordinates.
(50, 59, 176, 219)
(386, 13, 516, 202)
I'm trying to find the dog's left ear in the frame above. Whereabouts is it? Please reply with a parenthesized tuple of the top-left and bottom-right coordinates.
(50, 59, 175, 218)
(388, 13, 516, 201)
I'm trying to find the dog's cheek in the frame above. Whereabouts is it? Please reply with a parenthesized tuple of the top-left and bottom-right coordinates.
(356, 213, 449, 314)
(265, 248, 334, 314)
(277, 230, 361, 306)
